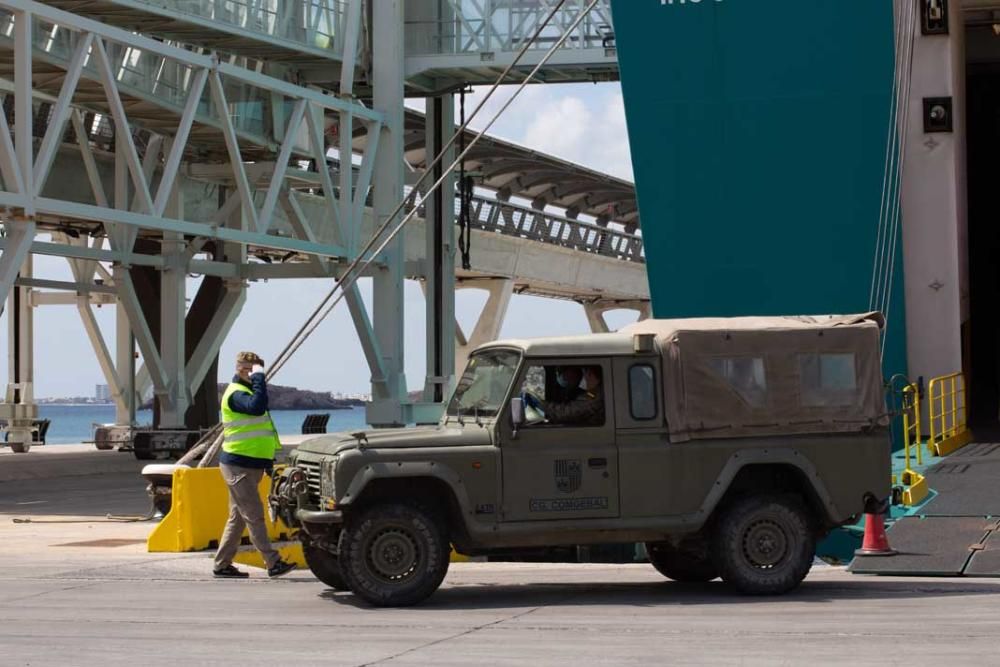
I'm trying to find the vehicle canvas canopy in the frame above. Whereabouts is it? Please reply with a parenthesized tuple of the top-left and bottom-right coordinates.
(621, 313, 887, 443)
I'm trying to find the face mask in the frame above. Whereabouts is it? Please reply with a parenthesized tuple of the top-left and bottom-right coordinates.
(555, 372, 570, 389)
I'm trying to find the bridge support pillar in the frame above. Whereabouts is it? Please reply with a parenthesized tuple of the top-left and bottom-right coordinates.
(583, 300, 652, 334)
(115, 299, 136, 427)
(158, 182, 189, 428)
(423, 93, 457, 405)
(455, 278, 514, 376)
(367, 0, 409, 427)
(3, 252, 36, 450)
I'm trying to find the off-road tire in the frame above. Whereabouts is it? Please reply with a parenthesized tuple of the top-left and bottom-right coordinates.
(713, 494, 815, 595)
(340, 502, 450, 607)
(303, 545, 348, 591)
(645, 540, 718, 582)
(9, 441, 29, 453)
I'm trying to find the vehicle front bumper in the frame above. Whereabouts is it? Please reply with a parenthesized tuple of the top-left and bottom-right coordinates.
(270, 465, 346, 531)
(295, 508, 344, 525)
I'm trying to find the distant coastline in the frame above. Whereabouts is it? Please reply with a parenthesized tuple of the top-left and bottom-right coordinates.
(41, 385, 368, 412)
(143, 383, 365, 411)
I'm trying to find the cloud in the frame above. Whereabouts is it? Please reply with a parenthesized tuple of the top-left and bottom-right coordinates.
(460, 83, 634, 181)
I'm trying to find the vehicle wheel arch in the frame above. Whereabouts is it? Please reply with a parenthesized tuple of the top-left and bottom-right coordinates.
(696, 451, 842, 530)
(342, 468, 473, 550)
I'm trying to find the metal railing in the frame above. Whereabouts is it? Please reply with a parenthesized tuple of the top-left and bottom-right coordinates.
(405, 0, 615, 57)
(122, 0, 349, 56)
(901, 383, 923, 469)
(464, 195, 643, 262)
(406, 191, 640, 263)
(928, 372, 967, 449)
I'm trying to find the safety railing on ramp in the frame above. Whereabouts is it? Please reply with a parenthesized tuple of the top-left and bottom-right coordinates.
(899, 383, 928, 506)
(928, 372, 971, 457)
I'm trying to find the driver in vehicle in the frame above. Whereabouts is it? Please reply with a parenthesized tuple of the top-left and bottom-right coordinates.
(525, 365, 605, 426)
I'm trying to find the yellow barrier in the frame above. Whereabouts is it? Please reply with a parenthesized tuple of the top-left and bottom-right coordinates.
(147, 467, 304, 568)
(148, 466, 464, 569)
(928, 372, 971, 456)
(898, 384, 929, 506)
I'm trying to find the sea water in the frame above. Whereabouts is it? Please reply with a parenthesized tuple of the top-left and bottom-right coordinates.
(35, 405, 370, 445)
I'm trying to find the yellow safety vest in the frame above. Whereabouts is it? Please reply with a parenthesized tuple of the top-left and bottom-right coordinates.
(220, 382, 280, 460)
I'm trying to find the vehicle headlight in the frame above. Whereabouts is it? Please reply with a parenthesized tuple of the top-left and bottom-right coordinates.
(321, 456, 338, 497)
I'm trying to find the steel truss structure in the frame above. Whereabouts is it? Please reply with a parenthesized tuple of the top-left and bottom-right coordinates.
(0, 0, 404, 442)
(0, 0, 643, 449)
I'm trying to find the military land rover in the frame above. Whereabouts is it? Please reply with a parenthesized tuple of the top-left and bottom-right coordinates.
(270, 314, 890, 606)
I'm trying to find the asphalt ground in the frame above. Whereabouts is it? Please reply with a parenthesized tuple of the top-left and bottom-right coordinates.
(2, 447, 1000, 666)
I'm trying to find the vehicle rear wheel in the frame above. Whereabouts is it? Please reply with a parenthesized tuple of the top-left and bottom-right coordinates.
(340, 502, 450, 607)
(303, 545, 348, 591)
(713, 494, 815, 595)
(645, 540, 718, 582)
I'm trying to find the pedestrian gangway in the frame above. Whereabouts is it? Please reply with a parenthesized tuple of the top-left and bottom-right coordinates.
(41, 0, 352, 67)
(405, 0, 618, 88)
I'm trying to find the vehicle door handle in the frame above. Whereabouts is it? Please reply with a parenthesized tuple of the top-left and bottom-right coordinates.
(588, 457, 607, 469)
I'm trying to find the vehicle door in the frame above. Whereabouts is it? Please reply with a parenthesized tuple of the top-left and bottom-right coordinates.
(612, 355, 673, 518)
(499, 359, 619, 521)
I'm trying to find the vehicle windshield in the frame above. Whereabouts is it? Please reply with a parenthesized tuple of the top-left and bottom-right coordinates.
(446, 349, 521, 418)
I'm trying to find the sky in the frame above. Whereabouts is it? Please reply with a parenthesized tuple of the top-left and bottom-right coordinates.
(0, 82, 640, 398)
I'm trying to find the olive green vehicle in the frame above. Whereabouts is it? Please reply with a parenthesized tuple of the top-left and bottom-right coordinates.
(270, 313, 890, 607)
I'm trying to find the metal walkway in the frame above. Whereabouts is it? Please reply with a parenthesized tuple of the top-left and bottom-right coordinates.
(405, 0, 618, 88)
(41, 0, 350, 66)
(852, 441, 1000, 577)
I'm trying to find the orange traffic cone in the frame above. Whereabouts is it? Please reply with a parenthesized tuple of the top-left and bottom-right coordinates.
(854, 512, 897, 557)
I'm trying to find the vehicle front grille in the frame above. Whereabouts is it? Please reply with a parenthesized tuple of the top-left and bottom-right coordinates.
(298, 459, 321, 507)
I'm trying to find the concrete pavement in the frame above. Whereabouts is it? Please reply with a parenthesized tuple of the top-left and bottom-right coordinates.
(1, 449, 999, 666)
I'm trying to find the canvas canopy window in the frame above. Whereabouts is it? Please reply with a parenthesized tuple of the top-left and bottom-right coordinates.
(621, 313, 887, 443)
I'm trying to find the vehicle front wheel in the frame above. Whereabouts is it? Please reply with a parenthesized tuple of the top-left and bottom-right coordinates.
(645, 540, 718, 583)
(713, 495, 815, 595)
(340, 503, 450, 607)
(303, 545, 348, 591)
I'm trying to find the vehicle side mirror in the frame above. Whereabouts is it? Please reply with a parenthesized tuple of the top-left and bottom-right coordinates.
(510, 397, 524, 437)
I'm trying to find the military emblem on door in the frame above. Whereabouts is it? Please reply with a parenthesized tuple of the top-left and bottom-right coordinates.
(554, 459, 582, 494)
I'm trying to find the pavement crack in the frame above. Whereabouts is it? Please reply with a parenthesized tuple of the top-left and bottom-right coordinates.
(0, 580, 101, 605)
(357, 589, 584, 667)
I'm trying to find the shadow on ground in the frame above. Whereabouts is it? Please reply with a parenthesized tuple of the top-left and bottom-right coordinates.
(317, 575, 1000, 611)
(0, 473, 150, 518)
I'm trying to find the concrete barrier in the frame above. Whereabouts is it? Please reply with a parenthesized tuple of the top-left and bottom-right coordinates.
(147, 467, 304, 568)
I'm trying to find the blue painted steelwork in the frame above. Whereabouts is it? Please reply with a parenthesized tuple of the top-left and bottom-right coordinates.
(610, 0, 907, 386)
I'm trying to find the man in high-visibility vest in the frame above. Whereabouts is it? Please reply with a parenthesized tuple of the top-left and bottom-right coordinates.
(213, 351, 296, 579)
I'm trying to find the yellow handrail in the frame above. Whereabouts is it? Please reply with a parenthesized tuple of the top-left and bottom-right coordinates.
(928, 372, 967, 448)
(901, 383, 922, 469)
